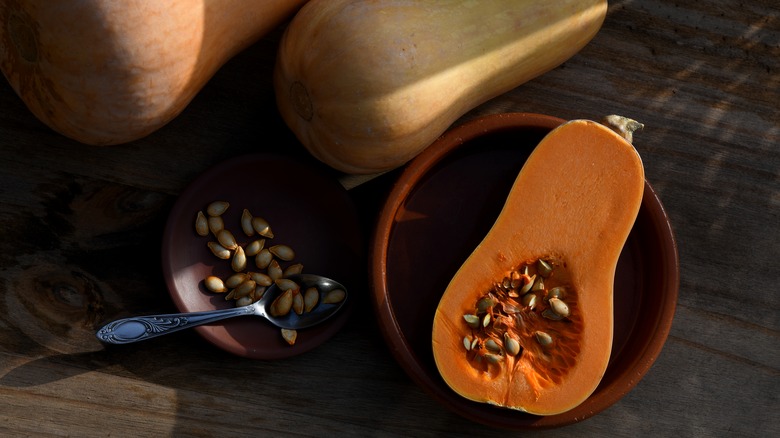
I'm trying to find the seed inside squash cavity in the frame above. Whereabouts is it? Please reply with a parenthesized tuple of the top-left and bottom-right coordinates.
(535, 331, 554, 347)
(463, 314, 480, 329)
(504, 333, 521, 356)
(548, 297, 570, 318)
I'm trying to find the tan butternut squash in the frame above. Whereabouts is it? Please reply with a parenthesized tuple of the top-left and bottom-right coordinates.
(431, 116, 645, 415)
(0, 0, 308, 145)
(274, 0, 607, 174)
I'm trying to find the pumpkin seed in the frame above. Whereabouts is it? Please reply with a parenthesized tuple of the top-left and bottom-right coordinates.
(304, 287, 319, 312)
(537, 259, 553, 278)
(463, 336, 472, 351)
(463, 314, 480, 329)
(275, 278, 300, 294)
(269, 244, 295, 261)
(323, 288, 346, 304)
(252, 285, 266, 302)
(208, 216, 224, 235)
(484, 353, 502, 364)
(255, 248, 273, 269)
(482, 313, 491, 328)
(267, 259, 283, 281)
(535, 331, 553, 347)
(520, 274, 535, 294)
(504, 333, 521, 356)
(235, 296, 252, 307)
(532, 276, 545, 291)
(270, 289, 293, 317)
(245, 239, 265, 256)
(251, 216, 274, 238)
(231, 245, 247, 272)
(281, 328, 297, 345)
(204, 275, 227, 293)
(195, 211, 209, 236)
(510, 271, 522, 289)
(207, 241, 231, 259)
(217, 229, 238, 250)
(485, 339, 501, 353)
(542, 308, 565, 321)
(477, 297, 495, 314)
(225, 272, 249, 289)
(234, 279, 256, 299)
(522, 292, 537, 309)
(206, 201, 229, 217)
(546, 286, 566, 301)
(548, 297, 570, 318)
(283, 263, 304, 277)
(241, 208, 255, 236)
(224, 289, 236, 300)
(248, 271, 273, 287)
(292, 290, 304, 315)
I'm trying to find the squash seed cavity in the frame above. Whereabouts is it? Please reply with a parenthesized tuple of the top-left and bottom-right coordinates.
(461, 257, 580, 382)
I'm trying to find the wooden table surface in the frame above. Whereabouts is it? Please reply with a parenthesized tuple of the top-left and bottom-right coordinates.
(1, 1, 777, 437)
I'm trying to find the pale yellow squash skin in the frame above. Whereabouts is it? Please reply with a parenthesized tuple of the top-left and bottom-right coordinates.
(274, 0, 608, 174)
(432, 119, 645, 415)
(0, 0, 308, 145)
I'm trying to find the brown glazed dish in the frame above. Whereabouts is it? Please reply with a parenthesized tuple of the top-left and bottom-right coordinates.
(162, 154, 363, 359)
(370, 113, 679, 429)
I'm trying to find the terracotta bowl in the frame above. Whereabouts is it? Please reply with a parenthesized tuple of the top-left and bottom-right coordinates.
(369, 113, 679, 429)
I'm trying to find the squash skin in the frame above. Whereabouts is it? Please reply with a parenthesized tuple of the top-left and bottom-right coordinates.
(274, 0, 607, 174)
(0, 0, 308, 145)
(431, 119, 645, 415)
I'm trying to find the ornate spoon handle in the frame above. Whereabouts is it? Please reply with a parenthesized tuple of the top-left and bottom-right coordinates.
(96, 305, 256, 344)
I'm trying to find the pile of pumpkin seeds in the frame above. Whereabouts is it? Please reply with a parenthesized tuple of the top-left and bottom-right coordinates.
(195, 201, 344, 345)
(461, 258, 576, 369)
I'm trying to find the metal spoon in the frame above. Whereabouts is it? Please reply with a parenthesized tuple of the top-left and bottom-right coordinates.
(95, 274, 347, 344)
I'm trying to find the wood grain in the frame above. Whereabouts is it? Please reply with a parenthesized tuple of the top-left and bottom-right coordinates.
(1, 1, 778, 436)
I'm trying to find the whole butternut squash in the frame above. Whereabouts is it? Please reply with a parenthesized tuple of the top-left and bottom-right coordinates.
(431, 116, 645, 415)
(274, 0, 607, 174)
(0, 0, 308, 145)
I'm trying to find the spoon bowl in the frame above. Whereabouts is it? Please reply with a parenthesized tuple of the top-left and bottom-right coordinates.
(96, 274, 348, 345)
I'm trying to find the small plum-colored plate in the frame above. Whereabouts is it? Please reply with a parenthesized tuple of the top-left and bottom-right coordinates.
(162, 154, 363, 359)
(370, 113, 679, 428)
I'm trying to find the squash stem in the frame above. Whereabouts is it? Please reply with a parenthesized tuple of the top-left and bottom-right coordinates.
(602, 115, 644, 144)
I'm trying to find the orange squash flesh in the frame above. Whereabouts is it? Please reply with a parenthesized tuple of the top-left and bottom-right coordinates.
(431, 118, 645, 416)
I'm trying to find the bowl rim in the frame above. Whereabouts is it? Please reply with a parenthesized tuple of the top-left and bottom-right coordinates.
(369, 112, 679, 428)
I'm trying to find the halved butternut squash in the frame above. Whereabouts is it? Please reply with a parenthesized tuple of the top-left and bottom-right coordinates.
(432, 116, 645, 415)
